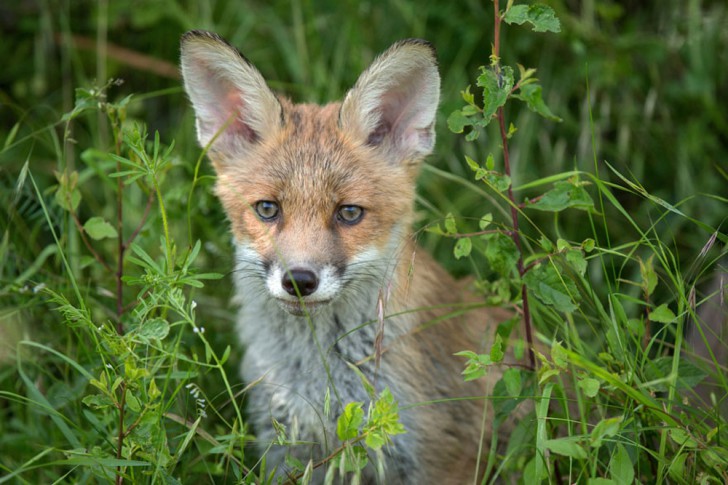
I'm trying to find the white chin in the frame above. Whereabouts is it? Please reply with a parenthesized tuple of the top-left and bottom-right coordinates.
(275, 298, 328, 316)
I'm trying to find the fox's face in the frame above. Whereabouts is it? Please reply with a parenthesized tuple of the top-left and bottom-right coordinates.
(181, 32, 440, 315)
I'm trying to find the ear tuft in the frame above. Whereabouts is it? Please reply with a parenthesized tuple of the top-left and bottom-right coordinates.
(180, 30, 282, 158)
(340, 39, 440, 164)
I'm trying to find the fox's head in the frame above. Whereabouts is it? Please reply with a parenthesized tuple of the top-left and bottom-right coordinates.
(181, 31, 440, 316)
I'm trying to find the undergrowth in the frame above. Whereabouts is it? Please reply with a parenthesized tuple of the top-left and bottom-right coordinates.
(1, 0, 726, 484)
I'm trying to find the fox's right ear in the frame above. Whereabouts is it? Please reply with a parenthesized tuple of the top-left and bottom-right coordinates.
(340, 39, 440, 165)
(180, 31, 282, 158)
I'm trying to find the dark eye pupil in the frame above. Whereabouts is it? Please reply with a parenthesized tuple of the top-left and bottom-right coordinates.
(255, 201, 279, 220)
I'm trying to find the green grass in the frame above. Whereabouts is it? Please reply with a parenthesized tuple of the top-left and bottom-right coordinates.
(1, 0, 727, 483)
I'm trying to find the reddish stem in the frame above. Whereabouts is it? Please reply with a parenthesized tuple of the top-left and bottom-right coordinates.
(493, 0, 535, 370)
(67, 201, 112, 273)
(125, 191, 155, 247)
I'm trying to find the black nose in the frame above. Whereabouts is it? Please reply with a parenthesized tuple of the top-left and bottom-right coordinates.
(281, 268, 319, 297)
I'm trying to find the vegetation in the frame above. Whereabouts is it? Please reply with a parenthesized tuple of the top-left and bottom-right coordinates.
(1, 0, 726, 483)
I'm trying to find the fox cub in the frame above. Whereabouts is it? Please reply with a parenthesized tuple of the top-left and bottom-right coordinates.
(181, 31, 523, 483)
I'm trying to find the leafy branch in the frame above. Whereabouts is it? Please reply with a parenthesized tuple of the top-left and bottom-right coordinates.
(448, 0, 564, 370)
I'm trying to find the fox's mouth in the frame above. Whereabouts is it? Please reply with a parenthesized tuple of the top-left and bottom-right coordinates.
(274, 298, 330, 316)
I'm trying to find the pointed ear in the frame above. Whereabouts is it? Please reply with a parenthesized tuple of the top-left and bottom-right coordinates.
(339, 39, 440, 164)
(180, 30, 282, 158)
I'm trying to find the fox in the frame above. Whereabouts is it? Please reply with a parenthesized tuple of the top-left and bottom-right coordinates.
(180, 30, 527, 484)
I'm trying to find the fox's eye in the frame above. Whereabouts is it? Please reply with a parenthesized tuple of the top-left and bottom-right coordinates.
(254, 201, 280, 221)
(337, 205, 364, 225)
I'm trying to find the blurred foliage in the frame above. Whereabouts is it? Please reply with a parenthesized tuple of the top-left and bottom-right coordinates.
(0, 0, 726, 482)
(5, 0, 726, 268)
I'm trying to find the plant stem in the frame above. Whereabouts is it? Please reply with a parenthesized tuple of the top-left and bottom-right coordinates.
(151, 174, 173, 275)
(126, 191, 155, 247)
(116, 381, 127, 485)
(493, 0, 535, 369)
(66, 198, 112, 272)
(114, 121, 125, 335)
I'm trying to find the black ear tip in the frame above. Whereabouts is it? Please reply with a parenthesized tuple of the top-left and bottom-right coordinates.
(180, 30, 256, 67)
(181, 30, 220, 44)
(394, 38, 437, 59)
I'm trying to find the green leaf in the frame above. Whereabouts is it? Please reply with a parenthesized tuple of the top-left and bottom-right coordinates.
(640, 255, 658, 297)
(490, 334, 505, 363)
(82, 394, 114, 409)
(514, 83, 562, 121)
(55, 184, 82, 212)
(545, 438, 587, 459)
(582, 238, 596, 252)
(483, 232, 520, 277)
(61, 87, 100, 121)
(578, 377, 600, 398)
(669, 428, 698, 448)
(503, 4, 561, 33)
(83, 216, 118, 240)
(464, 155, 480, 171)
(479, 213, 493, 230)
(702, 447, 728, 471)
(528, 180, 594, 212)
(148, 378, 161, 401)
(609, 444, 634, 484)
(455, 351, 491, 381)
(668, 452, 689, 483)
(336, 402, 364, 441)
(477, 65, 514, 123)
(134, 318, 170, 342)
(220, 345, 232, 365)
(444, 213, 457, 235)
(454, 237, 472, 259)
(587, 479, 616, 485)
(517, 63, 538, 83)
(551, 341, 568, 369)
(650, 304, 676, 323)
(523, 456, 548, 483)
(447, 109, 473, 134)
(484, 172, 512, 192)
(502, 368, 522, 396)
(644, 356, 707, 392)
(566, 249, 587, 276)
(90, 375, 107, 393)
(539, 368, 561, 384)
(492, 370, 528, 425)
(465, 129, 480, 141)
(366, 388, 406, 450)
(461, 85, 475, 105)
(590, 416, 623, 449)
(425, 224, 446, 236)
(496, 316, 519, 341)
(539, 236, 554, 252)
(524, 263, 580, 313)
(125, 389, 142, 413)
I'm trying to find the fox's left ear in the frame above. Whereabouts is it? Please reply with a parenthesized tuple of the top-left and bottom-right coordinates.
(180, 30, 282, 161)
(340, 39, 440, 164)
